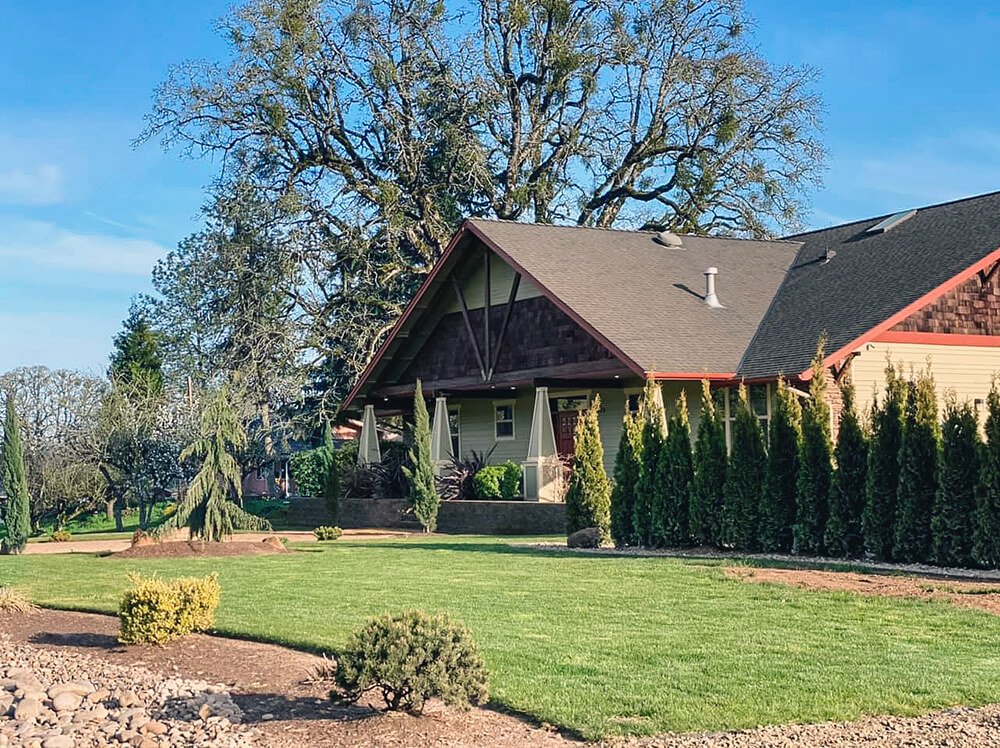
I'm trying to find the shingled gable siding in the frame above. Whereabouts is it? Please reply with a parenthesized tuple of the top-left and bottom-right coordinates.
(890, 273, 1000, 334)
(402, 295, 621, 383)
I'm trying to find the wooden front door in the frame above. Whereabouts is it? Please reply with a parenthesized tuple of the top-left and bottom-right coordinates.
(556, 410, 579, 457)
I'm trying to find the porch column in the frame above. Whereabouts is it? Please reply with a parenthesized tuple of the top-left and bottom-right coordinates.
(430, 396, 453, 476)
(358, 404, 382, 465)
(523, 386, 559, 502)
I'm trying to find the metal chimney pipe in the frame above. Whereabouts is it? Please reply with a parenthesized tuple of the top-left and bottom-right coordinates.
(704, 267, 724, 308)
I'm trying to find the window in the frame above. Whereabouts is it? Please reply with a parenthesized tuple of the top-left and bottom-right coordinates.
(749, 384, 770, 436)
(717, 384, 771, 451)
(626, 391, 642, 416)
(448, 409, 462, 457)
(494, 401, 515, 440)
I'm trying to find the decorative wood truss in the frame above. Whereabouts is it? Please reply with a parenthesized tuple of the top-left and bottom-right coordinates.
(451, 247, 522, 382)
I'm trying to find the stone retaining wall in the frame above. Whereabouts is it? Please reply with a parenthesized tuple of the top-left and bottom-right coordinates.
(287, 497, 565, 535)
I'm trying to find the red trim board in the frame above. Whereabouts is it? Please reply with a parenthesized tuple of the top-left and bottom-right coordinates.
(801, 245, 1000, 380)
(873, 331, 1000, 347)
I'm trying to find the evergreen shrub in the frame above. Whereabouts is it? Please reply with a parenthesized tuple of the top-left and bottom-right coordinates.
(402, 381, 441, 532)
(825, 382, 868, 557)
(724, 383, 766, 550)
(931, 399, 979, 567)
(118, 572, 221, 645)
(634, 380, 666, 546)
(862, 361, 906, 561)
(653, 390, 693, 547)
(974, 380, 1000, 568)
(794, 341, 833, 556)
(473, 462, 522, 499)
(610, 411, 642, 547)
(759, 377, 801, 552)
(565, 396, 612, 542)
(331, 609, 489, 714)
(689, 380, 727, 547)
(893, 372, 940, 563)
(314, 525, 343, 541)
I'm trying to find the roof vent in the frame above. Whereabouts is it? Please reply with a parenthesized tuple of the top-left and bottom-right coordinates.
(866, 209, 917, 234)
(704, 267, 724, 309)
(653, 230, 684, 247)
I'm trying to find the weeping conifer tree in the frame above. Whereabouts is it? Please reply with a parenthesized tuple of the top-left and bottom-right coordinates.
(893, 371, 940, 563)
(689, 380, 727, 546)
(724, 383, 766, 550)
(931, 397, 979, 567)
(565, 395, 612, 542)
(862, 361, 907, 561)
(633, 379, 666, 546)
(0, 395, 31, 555)
(653, 390, 693, 547)
(974, 379, 1000, 568)
(610, 411, 643, 547)
(160, 387, 270, 543)
(759, 377, 801, 552)
(793, 340, 833, 556)
(824, 382, 868, 557)
(402, 380, 441, 532)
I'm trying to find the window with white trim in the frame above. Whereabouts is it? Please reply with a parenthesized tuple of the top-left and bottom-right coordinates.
(717, 384, 771, 450)
(494, 401, 515, 440)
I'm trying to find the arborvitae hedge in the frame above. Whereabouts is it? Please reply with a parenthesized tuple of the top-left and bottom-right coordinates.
(862, 361, 906, 561)
(633, 380, 666, 546)
(565, 395, 612, 542)
(759, 377, 801, 552)
(974, 381, 1000, 568)
(690, 380, 727, 547)
(931, 398, 979, 567)
(653, 390, 693, 547)
(724, 383, 766, 551)
(893, 373, 940, 563)
(794, 343, 833, 556)
(0, 395, 30, 555)
(825, 383, 868, 557)
(610, 411, 642, 547)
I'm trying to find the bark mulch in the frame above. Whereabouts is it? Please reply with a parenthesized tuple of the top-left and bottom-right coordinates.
(1, 609, 573, 748)
(725, 565, 1000, 616)
(112, 539, 290, 559)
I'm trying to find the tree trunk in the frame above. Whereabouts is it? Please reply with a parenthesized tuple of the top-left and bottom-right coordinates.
(261, 400, 276, 500)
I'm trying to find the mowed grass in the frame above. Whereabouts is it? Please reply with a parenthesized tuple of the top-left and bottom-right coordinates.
(4, 536, 1000, 739)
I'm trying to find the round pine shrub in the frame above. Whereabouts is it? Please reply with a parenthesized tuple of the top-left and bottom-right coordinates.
(331, 609, 489, 714)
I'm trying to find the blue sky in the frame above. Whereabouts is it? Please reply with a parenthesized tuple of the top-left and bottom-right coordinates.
(1, 0, 999, 374)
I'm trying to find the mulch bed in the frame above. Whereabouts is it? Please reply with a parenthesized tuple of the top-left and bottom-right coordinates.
(725, 565, 1000, 616)
(1, 608, 574, 747)
(112, 539, 289, 559)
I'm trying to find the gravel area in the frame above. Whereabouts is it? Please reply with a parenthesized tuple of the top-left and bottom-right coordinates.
(0, 635, 254, 747)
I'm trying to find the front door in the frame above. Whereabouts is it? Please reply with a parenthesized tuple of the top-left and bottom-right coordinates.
(555, 410, 579, 457)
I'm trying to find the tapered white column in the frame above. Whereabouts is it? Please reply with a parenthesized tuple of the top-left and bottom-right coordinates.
(523, 387, 559, 502)
(430, 396, 452, 475)
(358, 404, 382, 465)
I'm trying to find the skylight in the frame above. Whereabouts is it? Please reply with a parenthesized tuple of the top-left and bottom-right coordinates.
(866, 209, 917, 234)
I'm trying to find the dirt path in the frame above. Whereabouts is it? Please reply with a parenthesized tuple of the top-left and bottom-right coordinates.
(25, 529, 412, 555)
(725, 565, 1000, 615)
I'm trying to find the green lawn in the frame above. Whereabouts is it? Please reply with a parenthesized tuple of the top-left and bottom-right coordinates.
(4, 536, 1000, 739)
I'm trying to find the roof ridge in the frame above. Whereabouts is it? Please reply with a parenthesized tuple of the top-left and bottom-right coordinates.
(467, 217, 802, 244)
(785, 189, 1000, 240)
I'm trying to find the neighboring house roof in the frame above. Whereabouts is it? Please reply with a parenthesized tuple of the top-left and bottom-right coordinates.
(468, 219, 799, 375)
(739, 191, 1000, 380)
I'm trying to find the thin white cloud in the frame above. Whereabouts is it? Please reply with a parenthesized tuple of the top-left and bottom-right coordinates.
(0, 164, 64, 205)
(0, 218, 165, 276)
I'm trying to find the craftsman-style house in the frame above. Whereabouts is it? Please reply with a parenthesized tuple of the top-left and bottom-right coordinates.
(344, 191, 1000, 500)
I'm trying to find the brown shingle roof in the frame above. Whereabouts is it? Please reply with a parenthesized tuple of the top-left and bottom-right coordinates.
(469, 219, 800, 374)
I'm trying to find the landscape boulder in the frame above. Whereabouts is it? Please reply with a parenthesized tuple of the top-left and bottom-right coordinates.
(567, 527, 603, 549)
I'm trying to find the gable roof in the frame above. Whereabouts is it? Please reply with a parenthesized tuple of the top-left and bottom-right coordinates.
(468, 219, 799, 376)
(738, 191, 1000, 380)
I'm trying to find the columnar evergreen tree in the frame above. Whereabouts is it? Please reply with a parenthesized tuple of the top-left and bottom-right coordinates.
(610, 411, 642, 547)
(690, 380, 727, 547)
(974, 379, 1000, 568)
(893, 372, 940, 563)
(931, 398, 979, 567)
(653, 391, 693, 547)
(758, 377, 801, 552)
(1, 395, 31, 555)
(825, 383, 868, 557)
(724, 384, 766, 550)
(158, 387, 269, 543)
(634, 379, 666, 546)
(565, 396, 612, 543)
(793, 341, 833, 556)
(402, 380, 441, 533)
(862, 361, 906, 560)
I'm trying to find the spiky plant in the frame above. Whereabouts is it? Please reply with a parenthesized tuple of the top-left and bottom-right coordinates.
(159, 387, 270, 543)
(0, 586, 35, 613)
(1, 395, 30, 555)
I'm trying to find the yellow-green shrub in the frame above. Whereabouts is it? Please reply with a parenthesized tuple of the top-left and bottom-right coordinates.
(314, 525, 343, 541)
(118, 573, 221, 645)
